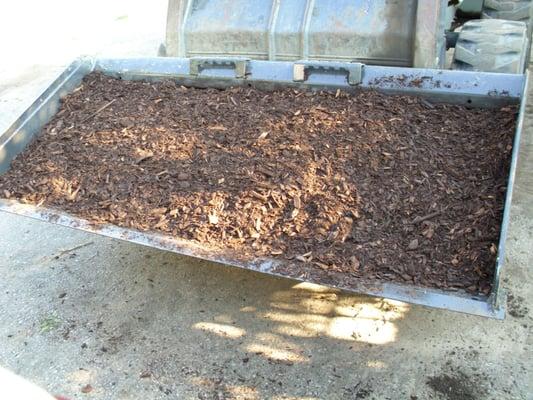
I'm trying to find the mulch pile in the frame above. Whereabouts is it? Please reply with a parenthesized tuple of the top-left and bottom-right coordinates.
(0, 72, 517, 294)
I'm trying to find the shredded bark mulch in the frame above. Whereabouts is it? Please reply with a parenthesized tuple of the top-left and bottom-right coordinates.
(0, 73, 517, 294)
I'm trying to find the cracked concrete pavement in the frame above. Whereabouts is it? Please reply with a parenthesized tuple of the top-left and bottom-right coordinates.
(0, 2, 531, 399)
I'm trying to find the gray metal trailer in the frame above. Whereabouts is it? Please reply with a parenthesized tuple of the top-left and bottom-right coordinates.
(0, 56, 526, 318)
(2, 0, 532, 319)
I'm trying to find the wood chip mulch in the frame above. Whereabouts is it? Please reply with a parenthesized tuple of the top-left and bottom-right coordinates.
(0, 73, 517, 294)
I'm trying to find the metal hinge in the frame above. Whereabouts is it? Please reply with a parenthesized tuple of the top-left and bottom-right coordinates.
(293, 61, 365, 85)
(189, 57, 250, 79)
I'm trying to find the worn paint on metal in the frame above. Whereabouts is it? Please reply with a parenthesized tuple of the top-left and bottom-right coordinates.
(165, 0, 419, 66)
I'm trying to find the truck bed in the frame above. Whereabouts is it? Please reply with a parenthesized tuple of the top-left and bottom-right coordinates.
(0, 71, 517, 294)
(0, 58, 525, 317)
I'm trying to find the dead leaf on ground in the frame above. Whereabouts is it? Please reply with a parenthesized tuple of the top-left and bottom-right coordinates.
(81, 384, 93, 394)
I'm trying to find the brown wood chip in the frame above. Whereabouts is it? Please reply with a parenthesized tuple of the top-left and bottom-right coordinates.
(0, 72, 517, 294)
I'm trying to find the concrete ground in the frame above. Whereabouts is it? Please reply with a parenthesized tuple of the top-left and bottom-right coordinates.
(0, 2, 531, 399)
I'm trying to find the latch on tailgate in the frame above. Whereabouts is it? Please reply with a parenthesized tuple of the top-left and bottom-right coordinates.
(293, 61, 365, 85)
(189, 57, 250, 79)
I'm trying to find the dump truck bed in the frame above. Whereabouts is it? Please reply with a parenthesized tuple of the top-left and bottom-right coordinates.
(0, 57, 526, 318)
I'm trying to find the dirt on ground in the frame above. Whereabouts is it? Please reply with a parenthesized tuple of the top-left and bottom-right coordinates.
(0, 72, 517, 294)
(426, 372, 483, 400)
